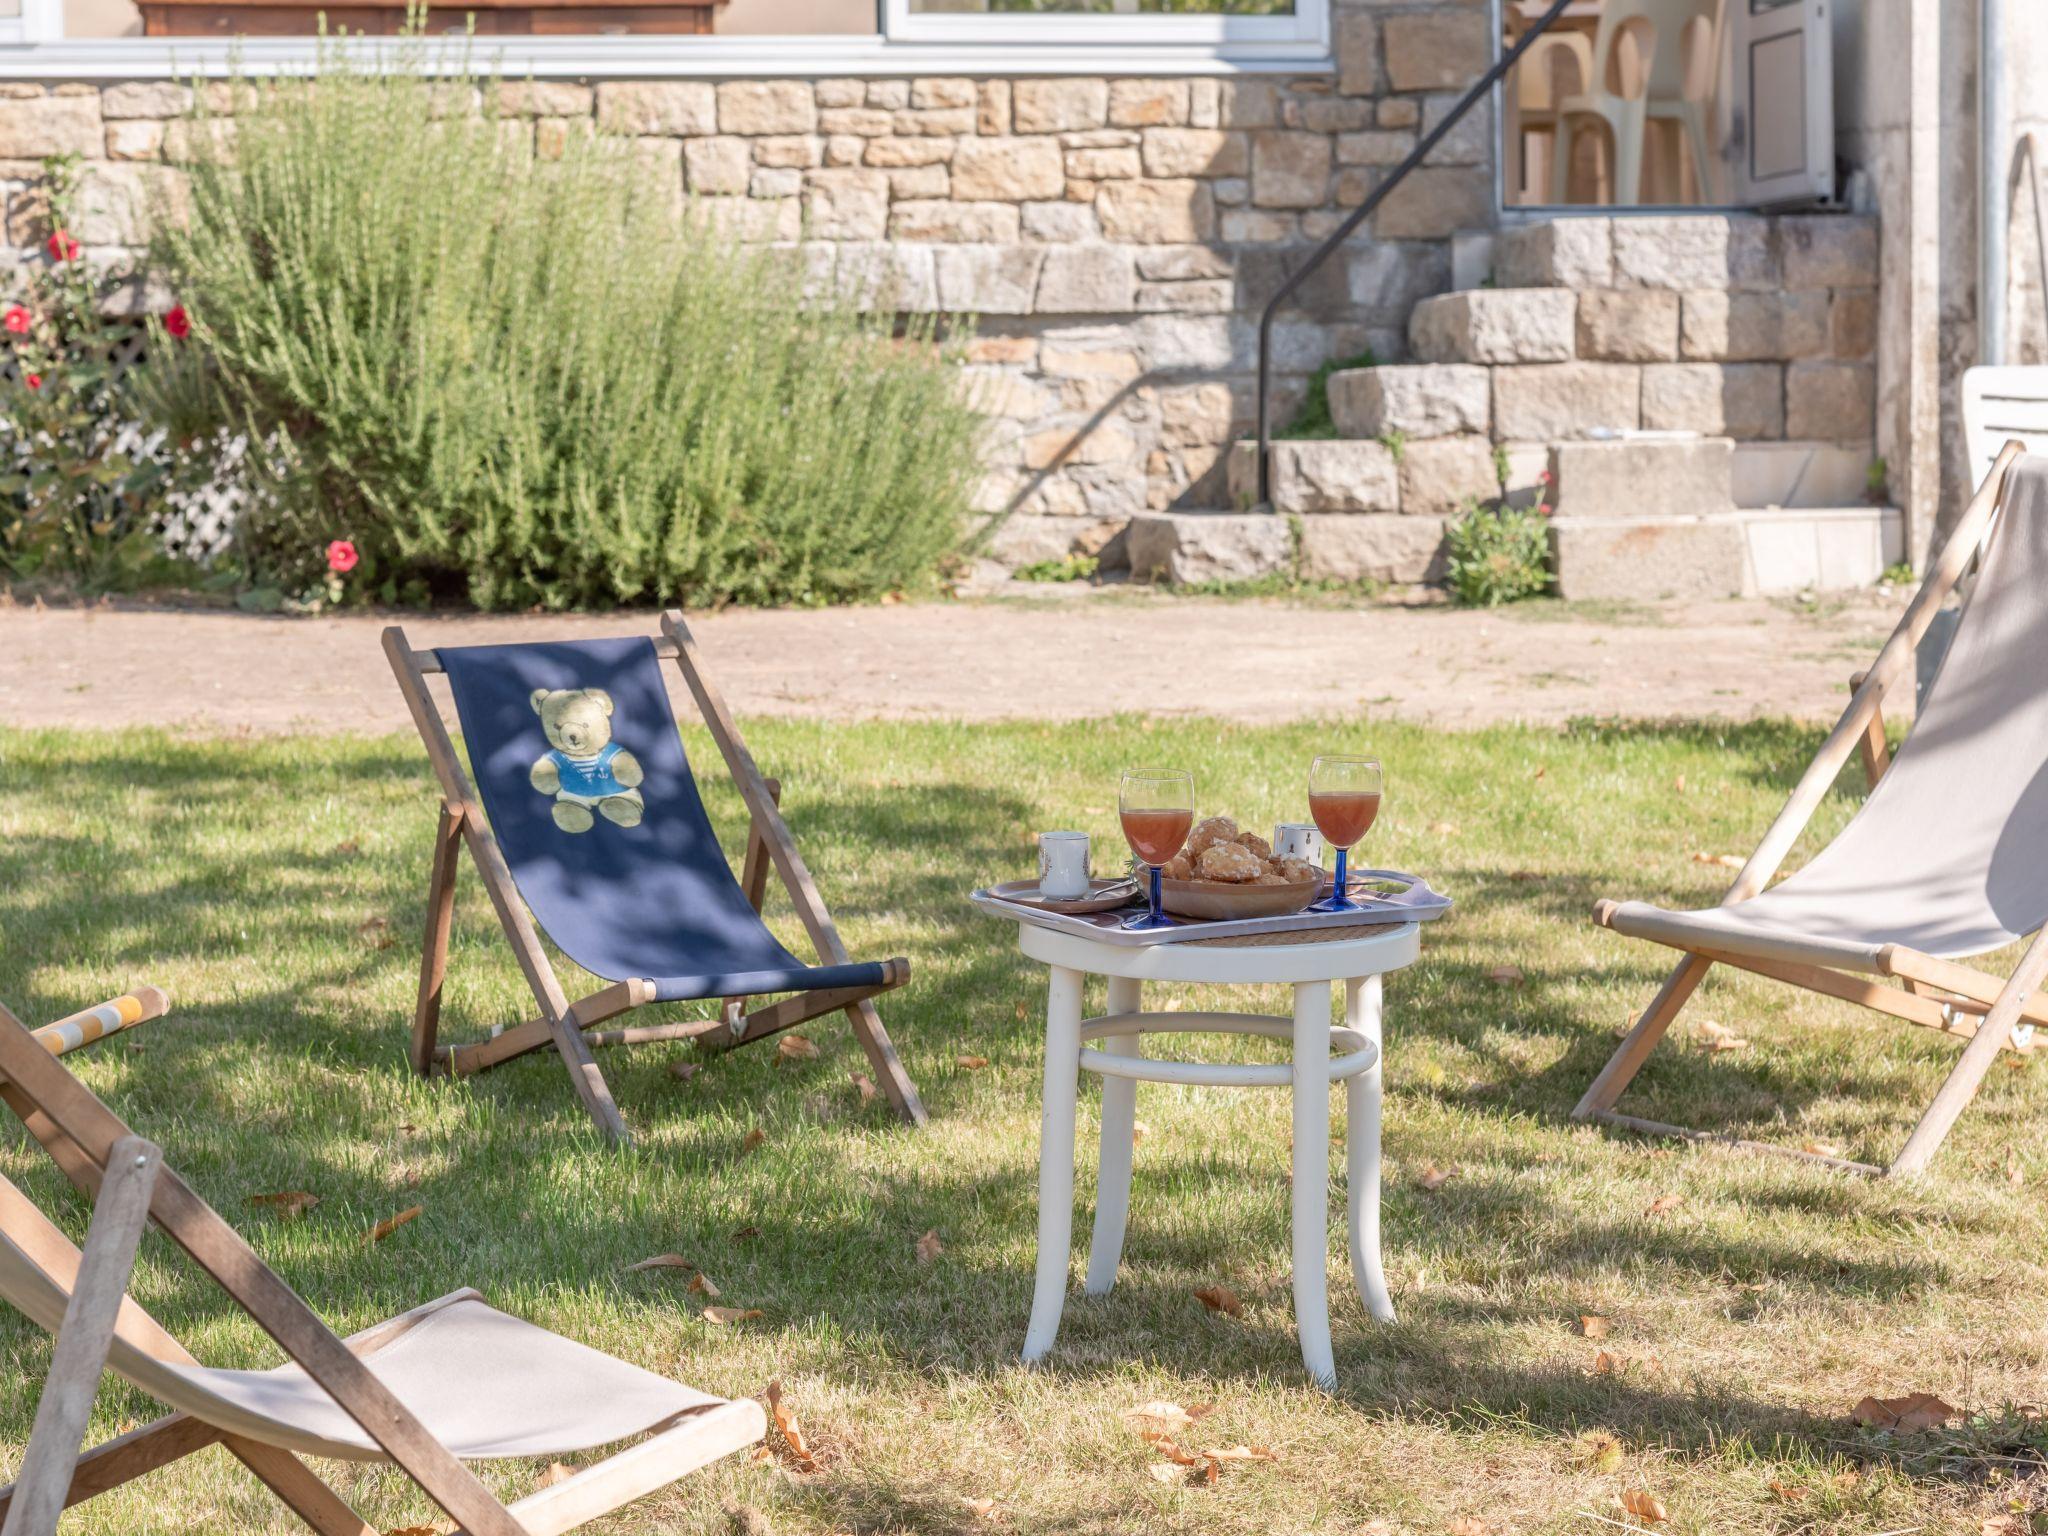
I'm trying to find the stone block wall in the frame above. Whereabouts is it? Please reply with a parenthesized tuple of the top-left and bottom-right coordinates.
(0, 9, 1499, 570)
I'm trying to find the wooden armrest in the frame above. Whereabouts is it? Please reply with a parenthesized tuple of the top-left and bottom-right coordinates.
(1848, 671, 1890, 790)
(740, 778, 781, 914)
(33, 989, 169, 1059)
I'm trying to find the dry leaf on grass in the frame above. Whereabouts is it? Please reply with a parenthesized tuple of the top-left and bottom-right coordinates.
(248, 1190, 320, 1219)
(356, 916, 394, 950)
(1429, 821, 1459, 837)
(739, 1127, 767, 1155)
(731, 1224, 761, 1241)
(687, 1273, 721, 1299)
(1982, 1515, 2026, 1536)
(1695, 1020, 1749, 1053)
(916, 1230, 945, 1265)
(1446, 1519, 1489, 1536)
(702, 1306, 764, 1325)
(763, 1380, 819, 1473)
(1692, 852, 1745, 869)
(956, 1054, 990, 1070)
(1132, 1120, 1152, 1145)
(383, 1525, 456, 1536)
(1802, 1140, 1843, 1158)
(1766, 1481, 1808, 1503)
(778, 1035, 819, 1062)
(959, 1497, 998, 1520)
(2007, 1154, 2026, 1187)
(1418, 1163, 1456, 1191)
(1617, 1488, 1668, 1523)
(667, 1059, 701, 1084)
(1125, 1401, 1212, 1440)
(1199, 1445, 1278, 1464)
(850, 1073, 878, 1104)
(1576, 1314, 1611, 1339)
(1585, 1350, 1622, 1378)
(1851, 1391, 1958, 1432)
(1487, 964, 1525, 987)
(1146, 1462, 1187, 1485)
(1572, 1430, 1623, 1471)
(1193, 1284, 1244, 1317)
(537, 1463, 575, 1489)
(360, 1206, 422, 1247)
(626, 1254, 695, 1275)
(1644, 1194, 1683, 1217)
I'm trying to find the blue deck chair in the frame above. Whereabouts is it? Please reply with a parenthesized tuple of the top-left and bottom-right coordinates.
(384, 612, 922, 1143)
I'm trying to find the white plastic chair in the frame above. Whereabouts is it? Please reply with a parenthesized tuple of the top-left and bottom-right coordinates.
(1962, 365, 2048, 491)
(1551, 0, 1720, 206)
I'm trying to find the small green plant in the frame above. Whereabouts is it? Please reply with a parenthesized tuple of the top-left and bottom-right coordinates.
(1277, 349, 1378, 440)
(1491, 442, 1512, 492)
(0, 155, 195, 588)
(1445, 498, 1552, 608)
(1013, 552, 1099, 583)
(1866, 457, 1891, 505)
(146, 42, 983, 610)
(1879, 560, 1915, 586)
(1378, 428, 1408, 463)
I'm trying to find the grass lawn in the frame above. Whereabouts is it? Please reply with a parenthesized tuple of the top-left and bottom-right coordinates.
(2, 716, 2046, 1535)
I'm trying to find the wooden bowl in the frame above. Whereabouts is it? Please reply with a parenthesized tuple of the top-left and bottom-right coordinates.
(1160, 876, 1321, 921)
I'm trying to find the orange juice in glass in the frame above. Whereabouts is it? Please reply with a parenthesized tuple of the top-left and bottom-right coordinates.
(1119, 769, 1193, 931)
(1308, 755, 1382, 912)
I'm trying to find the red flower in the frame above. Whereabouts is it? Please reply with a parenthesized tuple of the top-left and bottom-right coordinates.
(2, 305, 28, 336)
(164, 305, 190, 339)
(326, 539, 359, 574)
(23, 373, 42, 390)
(1536, 501, 1554, 518)
(45, 229, 79, 263)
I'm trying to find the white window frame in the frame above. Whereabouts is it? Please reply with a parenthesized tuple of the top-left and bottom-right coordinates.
(0, 0, 1329, 74)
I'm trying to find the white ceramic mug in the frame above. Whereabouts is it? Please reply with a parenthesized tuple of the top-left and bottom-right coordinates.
(1037, 831, 1092, 899)
(1273, 822, 1326, 867)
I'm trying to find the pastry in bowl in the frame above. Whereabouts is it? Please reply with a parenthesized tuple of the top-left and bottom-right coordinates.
(1159, 817, 1325, 920)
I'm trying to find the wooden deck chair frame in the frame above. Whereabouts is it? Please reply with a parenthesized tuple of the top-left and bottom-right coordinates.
(0, 992, 762, 1536)
(383, 611, 925, 1144)
(1574, 442, 2048, 1178)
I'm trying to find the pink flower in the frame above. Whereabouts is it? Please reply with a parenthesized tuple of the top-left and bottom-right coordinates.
(326, 539, 359, 574)
(2, 305, 28, 336)
(164, 305, 190, 339)
(45, 229, 79, 263)
(24, 373, 41, 390)
(1537, 501, 1554, 518)
(1537, 469, 1554, 486)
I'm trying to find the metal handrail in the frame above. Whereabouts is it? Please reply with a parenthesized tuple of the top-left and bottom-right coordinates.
(1254, 0, 1576, 504)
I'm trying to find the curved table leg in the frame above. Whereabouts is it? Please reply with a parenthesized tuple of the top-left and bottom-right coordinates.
(1291, 979, 1336, 1390)
(1023, 964, 1085, 1364)
(1345, 974, 1396, 1324)
(1085, 976, 1142, 1296)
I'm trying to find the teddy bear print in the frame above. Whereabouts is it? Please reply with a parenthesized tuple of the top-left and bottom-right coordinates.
(528, 687, 646, 833)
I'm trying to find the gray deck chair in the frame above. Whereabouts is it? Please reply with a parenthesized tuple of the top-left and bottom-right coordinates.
(0, 994, 764, 1536)
(1577, 442, 2048, 1177)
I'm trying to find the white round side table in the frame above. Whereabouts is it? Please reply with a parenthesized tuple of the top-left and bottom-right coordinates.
(1011, 918, 1420, 1390)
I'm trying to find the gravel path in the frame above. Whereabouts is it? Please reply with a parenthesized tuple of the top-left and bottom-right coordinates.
(0, 588, 1902, 734)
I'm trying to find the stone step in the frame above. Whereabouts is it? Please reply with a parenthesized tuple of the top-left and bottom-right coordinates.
(1408, 288, 1576, 365)
(1731, 440, 1879, 508)
(1225, 440, 1397, 515)
(1548, 437, 1734, 520)
(1125, 510, 1447, 587)
(1741, 506, 1903, 594)
(1551, 505, 1902, 601)
(1327, 363, 1490, 440)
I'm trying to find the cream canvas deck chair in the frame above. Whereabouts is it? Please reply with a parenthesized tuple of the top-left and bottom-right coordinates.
(385, 611, 923, 1145)
(0, 993, 764, 1536)
(1577, 443, 2048, 1177)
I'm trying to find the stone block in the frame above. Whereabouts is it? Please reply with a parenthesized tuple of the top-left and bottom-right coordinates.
(1420, 91, 1491, 167)
(750, 167, 801, 199)
(819, 108, 895, 137)
(1730, 441, 1877, 509)
(1398, 435, 1500, 517)
(1779, 214, 1878, 288)
(1640, 362, 1783, 439)
(1549, 515, 1747, 600)
(1784, 361, 1876, 440)
(717, 81, 817, 136)
(1251, 131, 1331, 209)
(101, 82, 191, 120)
(945, 136, 1063, 201)
(911, 77, 977, 110)
(1383, 10, 1490, 92)
(1611, 215, 1775, 290)
(105, 120, 164, 161)
(979, 80, 1012, 136)
(895, 107, 977, 137)
(1549, 437, 1734, 519)
(1108, 79, 1189, 128)
(1348, 240, 1451, 317)
(1136, 280, 1232, 313)
(1575, 289, 1679, 361)
(935, 244, 1047, 314)
(1140, 127, 1246, 178)
(1372, 167, 1488, 240)
(1014, 79, 1109, 134)
(1159, 382, 1235, 449)
(1220, 208, 1296, 243)
(1329, 363, 1490, 440)
(1336, 130, 1415, 167)
(1297, 97, 1371, 134)
(867, 81, 910, 110)
(1095, 178, 1215, 243)
(1679, 290, 1829, 361)
(1334, 8, 1378, 96)
(832, 242, 938, 312)
(1492, 363, 1640, 442)
(71, 163, 183, 246)
(1226, 439, 1399, 513)
(1830, 290, 1877, 360)
(890, 200, 1021, 244)
(596, 82, 715, 136)
(1218, 78, 1279, 130)
(1408, 289, 1576, 364)
(683, 137, 750, 196)
(1138, 244, 1234, 281)
(1067, 146, 1140, 179)
(815, 79, 865, 110)
(493, 82, 591, 118)
(1127, 512, 1292, 584)
(0, 96, 100, 159)
(801, 170, 889, 241)
(1036, 244, 1137, 312)
(1492, 218, 1613, 288)
(1137, 313, 1233, 369)
(1022, 200, 1100, 242)
(1299, 514, 1450, 584)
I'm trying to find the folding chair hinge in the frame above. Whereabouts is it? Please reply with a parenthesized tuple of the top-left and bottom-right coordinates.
(721, 1000, 746, 1041)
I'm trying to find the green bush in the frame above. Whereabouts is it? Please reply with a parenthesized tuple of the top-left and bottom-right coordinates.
(1444, 499, 1552, 607)
(144, 45, 984, 610)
